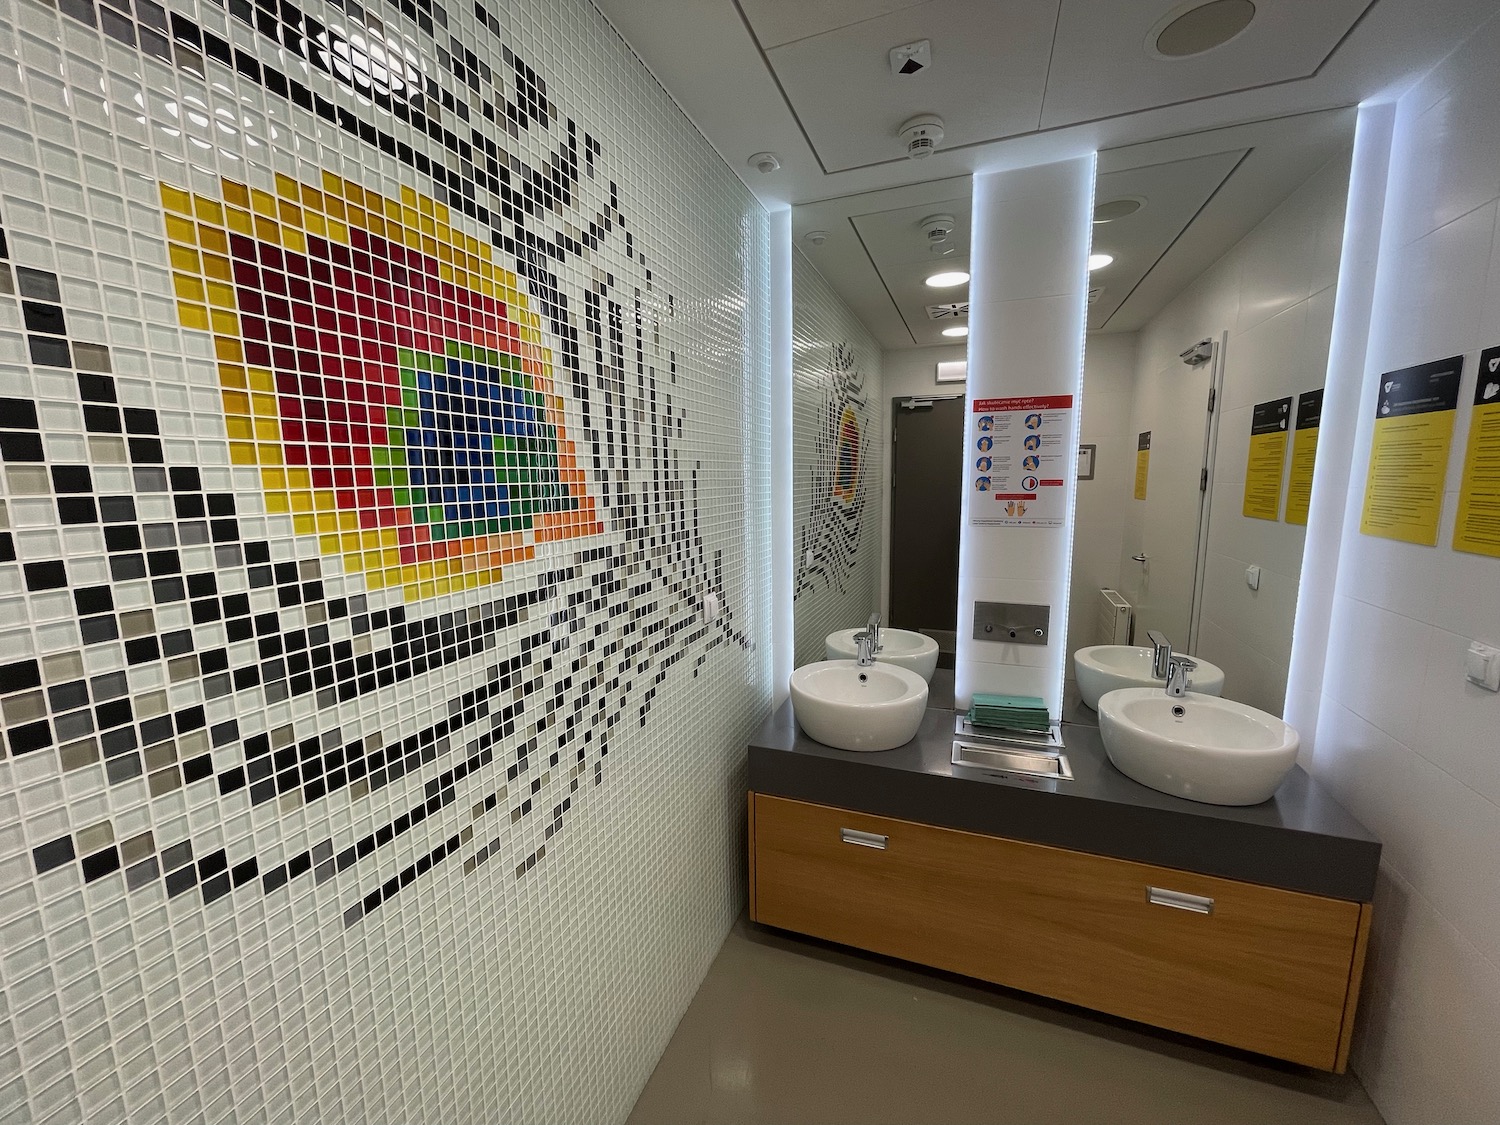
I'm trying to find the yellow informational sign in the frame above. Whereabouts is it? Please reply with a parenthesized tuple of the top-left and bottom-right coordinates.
(1360, 356, 1464, 546)
(1285, 388, 1324, 526)
(1134, 432, 1150, 501)
(1243, 397, 1292, 521)
(1454, 345, 1500, 556)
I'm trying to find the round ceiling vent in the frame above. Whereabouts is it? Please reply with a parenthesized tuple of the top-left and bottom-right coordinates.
(1093, 197, 1145, 223)
(1148, 1, 1256, 59)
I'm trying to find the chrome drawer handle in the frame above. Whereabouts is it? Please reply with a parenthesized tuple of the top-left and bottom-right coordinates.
(1148, 886, 1214, 914)
(840, 828, 888, 850)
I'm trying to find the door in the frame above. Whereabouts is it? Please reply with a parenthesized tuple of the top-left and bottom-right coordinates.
(889, 396, 963, 649)
(1120, 338, 1224, 651)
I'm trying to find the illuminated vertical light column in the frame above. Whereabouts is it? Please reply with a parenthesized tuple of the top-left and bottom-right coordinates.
(770, 208, 795, 704)
(956, 155, 1096, 715)
(1283, 101, 1396, 761)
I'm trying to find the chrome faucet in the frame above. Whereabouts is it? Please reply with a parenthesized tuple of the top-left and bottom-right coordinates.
(854, 612, 882, 668)
(1145, 630, 1173, 680)
(1165, 656, 1198, 698)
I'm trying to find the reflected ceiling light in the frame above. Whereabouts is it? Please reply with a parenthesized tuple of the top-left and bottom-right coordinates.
(1093, 197, 1144, 223)
(1151, 1, 1256, 58)
(1088, 253, 1113, 271)
(925, 270, 970, 288)
(941, 326, 969, 338)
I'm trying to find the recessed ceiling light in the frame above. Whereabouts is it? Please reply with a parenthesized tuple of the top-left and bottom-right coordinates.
(925, 270, 969, 288)
(1094, 197, 1144, 223)
(1088, 253, 1113, 271)
(1150, 1, 1256, 59)
(941, 326, 969, 338)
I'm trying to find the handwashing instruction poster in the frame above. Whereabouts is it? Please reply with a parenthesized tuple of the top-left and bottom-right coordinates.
(1243, 396, 1292, 521)
(1360, 355, 1463, 546)
(970, 395, 1073, 527)
(1284, 387, 1323, 526)
(1453, 345, 1500, 557)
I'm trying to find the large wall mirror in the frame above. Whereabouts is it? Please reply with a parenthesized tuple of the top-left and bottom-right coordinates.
(787, 110, 1356, 720)
(1071, 109, 1355, 720)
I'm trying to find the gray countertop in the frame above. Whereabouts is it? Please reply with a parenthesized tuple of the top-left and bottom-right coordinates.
(748, 699, 1381, 902)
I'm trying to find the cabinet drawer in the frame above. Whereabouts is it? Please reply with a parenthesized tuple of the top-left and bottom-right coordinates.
(752, 794, 1365, 1070)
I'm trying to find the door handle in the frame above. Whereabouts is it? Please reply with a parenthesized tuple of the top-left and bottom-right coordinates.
(840, 828, 888, 850)
(1147, 886, 1214, 914)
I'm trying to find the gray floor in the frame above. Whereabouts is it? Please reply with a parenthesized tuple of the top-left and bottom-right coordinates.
(627, 915, 1386, 1125)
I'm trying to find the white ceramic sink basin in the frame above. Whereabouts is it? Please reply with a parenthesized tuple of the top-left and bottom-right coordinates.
(1074, 645, 1225, 709)
(1097, 688, 1299, 806)
(825, 628, 940, 682)
(790, 660, 929, 752)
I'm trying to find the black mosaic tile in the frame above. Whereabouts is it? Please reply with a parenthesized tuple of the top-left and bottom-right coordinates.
(33, 836, 76, 874)
(18, 1, 760, 937)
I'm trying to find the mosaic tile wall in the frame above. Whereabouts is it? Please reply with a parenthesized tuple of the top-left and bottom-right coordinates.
(0, 0, 773, 1119)
(791, 247, 882, 668)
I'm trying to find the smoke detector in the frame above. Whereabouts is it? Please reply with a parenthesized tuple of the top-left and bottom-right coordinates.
(803, 230, 828, 246)
(748, 151, 781, 174)
(898, 115, 944, 159)
(920, 213, 956, 245)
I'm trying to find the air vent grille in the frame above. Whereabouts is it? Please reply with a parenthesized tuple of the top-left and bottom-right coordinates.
(1087, 287, 1104, 306)
(926, 302, 969, 320)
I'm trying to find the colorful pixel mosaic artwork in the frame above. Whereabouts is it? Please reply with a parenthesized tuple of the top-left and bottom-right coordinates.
(797, 341, 873, 599)
(6, 0, 763, 932)
(832, 407, 861, 502)
(1, 0, 771, 1113)
(162, 174, 601, 600)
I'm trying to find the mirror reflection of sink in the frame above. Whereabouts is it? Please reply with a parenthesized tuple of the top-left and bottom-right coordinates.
(1073, 645, 1225, 710)
(790, 660, 928, 752)
(1097, 688, 1299, 806)
(825, 628, 940, 682)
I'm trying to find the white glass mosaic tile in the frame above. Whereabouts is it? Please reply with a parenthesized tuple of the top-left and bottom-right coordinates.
(0, 0, 774, 1120)
(791, 247, 884, 667)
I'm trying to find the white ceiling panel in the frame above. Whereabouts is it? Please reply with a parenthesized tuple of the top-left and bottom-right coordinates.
(738, 0, 933, 49)
(1086, 149, 1246, 331)
(765, 0, 1059, 173)
(789, 112, 1355, 349)
(793, 176, 974, 349)
(1041, 0, 1375, 129)
(852, 197, 974, 345)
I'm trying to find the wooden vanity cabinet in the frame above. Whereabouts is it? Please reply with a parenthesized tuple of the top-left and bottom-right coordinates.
(748, 793, 1371, 1072)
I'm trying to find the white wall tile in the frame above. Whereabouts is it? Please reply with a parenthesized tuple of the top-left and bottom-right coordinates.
(0, 0, 775, 1121)
(1309, 16, 1500, 1119)
(792, 249, 885, 667)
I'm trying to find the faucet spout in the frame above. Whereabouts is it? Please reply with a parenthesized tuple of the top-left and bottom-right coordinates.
(854, 612, 882, 668)
(1145, 630, 1173, 680)
(1165, 656, 1198, 698)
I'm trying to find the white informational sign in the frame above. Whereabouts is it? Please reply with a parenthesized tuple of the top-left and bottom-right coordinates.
(969, 395, 1074, 527)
